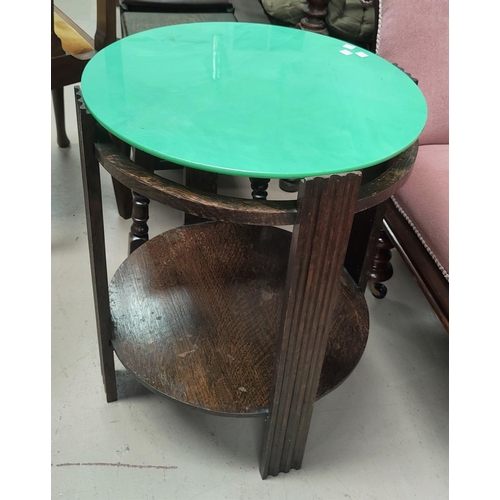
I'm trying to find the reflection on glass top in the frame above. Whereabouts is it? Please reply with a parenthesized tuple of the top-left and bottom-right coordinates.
(81, 23, 427, 178)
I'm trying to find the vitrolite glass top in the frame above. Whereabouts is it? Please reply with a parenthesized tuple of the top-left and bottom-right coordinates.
(81, 22, 427, 178)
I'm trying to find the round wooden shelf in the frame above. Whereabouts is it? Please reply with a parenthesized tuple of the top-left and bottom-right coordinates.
(110, 223, 369, 416)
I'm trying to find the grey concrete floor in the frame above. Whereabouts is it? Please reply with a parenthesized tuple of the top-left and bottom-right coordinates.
(51, 4, 449, 498)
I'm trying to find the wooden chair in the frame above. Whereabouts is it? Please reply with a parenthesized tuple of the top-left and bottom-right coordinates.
(367, 0, 449, 331)
(119, 0, 237, 38)
(51, 0, 116, 148)
(52, 0, 135, 219)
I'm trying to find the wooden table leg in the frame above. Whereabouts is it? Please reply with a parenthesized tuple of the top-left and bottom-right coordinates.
(109, 138, 133, 220)
(112, 177, 133, 220)
(75, 88, 117, 402)
(344, 201, 388, 292)
(260, 172, 361, 478)
(184, 167, 218, 225)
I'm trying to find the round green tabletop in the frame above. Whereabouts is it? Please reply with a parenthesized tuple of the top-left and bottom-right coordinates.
(81, 22, 427, 179)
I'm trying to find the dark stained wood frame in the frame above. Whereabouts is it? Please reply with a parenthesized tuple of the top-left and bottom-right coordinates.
(94, 140, 418, 224)
(383, 201, 449, 331)
(51, 1, 116, 90)
(51, 0, 116, 145)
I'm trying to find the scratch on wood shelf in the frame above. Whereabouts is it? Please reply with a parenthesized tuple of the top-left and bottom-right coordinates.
(177, 349, 196, 358)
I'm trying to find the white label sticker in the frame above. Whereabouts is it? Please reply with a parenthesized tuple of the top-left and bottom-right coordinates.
(340, 49, 353, 56)
(355, 51, 368, 58)
(343, 43, 356, 50)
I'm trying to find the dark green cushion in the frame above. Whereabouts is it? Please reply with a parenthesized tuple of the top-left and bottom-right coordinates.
(260, 0, 375, 45)
(326, 0, 375, 44)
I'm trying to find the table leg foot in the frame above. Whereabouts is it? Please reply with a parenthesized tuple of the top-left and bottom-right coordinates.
(102, 346, 118, 403)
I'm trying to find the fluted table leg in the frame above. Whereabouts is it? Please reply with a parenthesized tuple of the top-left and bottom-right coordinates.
(260, 171, 361, 478)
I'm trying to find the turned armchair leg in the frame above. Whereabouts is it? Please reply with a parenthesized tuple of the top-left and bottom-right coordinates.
(298, 0, 330, 35)
(52, 88, 70, 148)
(250, 178, 270, 200)
(368, 229, 394, 299)
(112, 178, 133, 220)
(279, 179, 301, 193)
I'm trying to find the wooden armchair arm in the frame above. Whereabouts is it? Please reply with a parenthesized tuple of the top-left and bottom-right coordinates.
(95, 0, 117, 50)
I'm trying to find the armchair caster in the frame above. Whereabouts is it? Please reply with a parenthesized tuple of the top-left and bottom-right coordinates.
(369, 282, 387, 299)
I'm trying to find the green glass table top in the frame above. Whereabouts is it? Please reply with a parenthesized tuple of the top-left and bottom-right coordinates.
(81, 23, 427, 178)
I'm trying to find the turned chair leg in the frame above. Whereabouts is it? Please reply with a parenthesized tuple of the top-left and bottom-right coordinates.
(52, 87, 70, 148)
(112, 178, 133, 220)
(250, 178, 270, 200)
(109, 139, 133, 220)
(129, 191, 150, 254)
(279, 178, 301, 193)
(298, 0, 330, 35)
(368, 229, 394, 299)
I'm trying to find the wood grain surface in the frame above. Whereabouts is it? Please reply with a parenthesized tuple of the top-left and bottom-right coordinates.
(260, 173, 362, 477)
(94, 141, 417, 222)
(109, 223, 369, 416)
(95, 142, 298, 226)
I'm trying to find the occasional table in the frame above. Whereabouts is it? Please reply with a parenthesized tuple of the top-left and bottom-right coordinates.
(76, 22, 427, 478)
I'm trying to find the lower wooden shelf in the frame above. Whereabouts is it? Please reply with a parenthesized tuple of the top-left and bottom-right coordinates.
(110, 222, 369, 416)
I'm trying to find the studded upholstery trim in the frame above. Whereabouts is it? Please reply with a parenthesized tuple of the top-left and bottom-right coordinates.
(391, 196, 449, 281)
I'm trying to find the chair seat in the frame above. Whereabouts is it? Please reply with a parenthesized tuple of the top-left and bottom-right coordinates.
(121, 0, 233, 8)
(53, 12, 93, 55)
(392, 144, 449, 277)
(121, 10, 237, 36)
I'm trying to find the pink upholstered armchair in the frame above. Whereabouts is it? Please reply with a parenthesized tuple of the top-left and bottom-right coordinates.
(369, 0, 449, 330)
